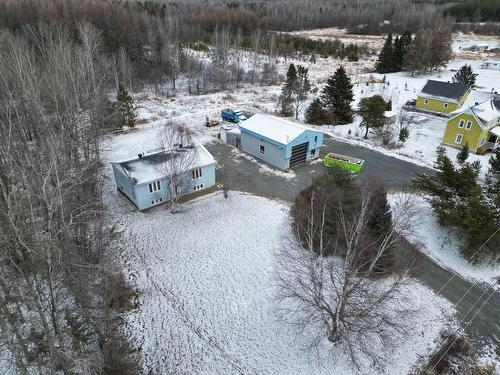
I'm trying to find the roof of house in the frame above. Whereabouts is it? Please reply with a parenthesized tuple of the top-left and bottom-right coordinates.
(472, 98, 500, 123)
(490, 126, 500, 137)
(419, 80, 470, 102)
(114, 143, 215, 185)
(455, 90, 498, 111)
(239, 113, 321, 145)
(450, 94, 500, 129)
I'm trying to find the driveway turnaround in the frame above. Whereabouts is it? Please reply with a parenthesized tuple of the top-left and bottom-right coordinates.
(205, 136, 500, 355)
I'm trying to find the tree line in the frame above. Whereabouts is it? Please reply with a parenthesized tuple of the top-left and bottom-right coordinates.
(376, 29, 452, 76)
(0, 23, 139, 373)
(444, 1, 500, 22)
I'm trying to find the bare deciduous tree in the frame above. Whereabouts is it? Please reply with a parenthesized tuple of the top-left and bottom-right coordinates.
(0, 23, 138, 374)
(160, 123, 197, 213)
(276, 189, 417, 369)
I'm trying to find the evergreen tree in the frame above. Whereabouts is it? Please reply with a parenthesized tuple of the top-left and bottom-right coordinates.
(305, 98, 326, 125)
(457, 142, 470, 164)
(400, 31, 413, 52)
(358, 95, 387, 139)
(414, 146, 499, 262)
(116, 84, 136, 128)
(366, 182, 394, 271)
(452, 64, 478, 88)
(392, 35, 404, 72)
(489, 147, 500, 174)
(399, 127, 410, 143)
(375, 32, 394, 73)
(279, 63, 297, 116)
(320, 66, 354, 124)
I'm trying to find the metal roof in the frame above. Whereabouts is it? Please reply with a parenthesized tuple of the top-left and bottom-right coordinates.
(239, 113, 321, 145)
(419, 80, 470, 102)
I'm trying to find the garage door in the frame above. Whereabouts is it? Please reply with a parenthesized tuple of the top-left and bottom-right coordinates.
(289, 142, 308, 168)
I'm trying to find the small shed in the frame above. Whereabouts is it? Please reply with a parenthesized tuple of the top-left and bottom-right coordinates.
(220, 125, 241, 148)
(238, 114, 324, 170)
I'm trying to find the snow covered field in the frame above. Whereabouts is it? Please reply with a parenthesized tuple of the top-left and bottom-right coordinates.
(390, 194, 500, 287)
(112, 191, 454, 375)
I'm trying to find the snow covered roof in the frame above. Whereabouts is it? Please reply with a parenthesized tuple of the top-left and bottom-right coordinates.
(384, 111, 398, 118)
(490, 126, 500, 137)
(472, 99, 500, 123)
(454, 90, 498, 112)
(239, 113, 320, 145)
(419, 80, 470, 102)
(450, 95, 500, 129)
(114, 144, 216, 185)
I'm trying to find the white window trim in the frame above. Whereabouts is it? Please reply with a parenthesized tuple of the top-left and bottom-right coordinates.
(150, 197, 163, 205)
(465, 121, 472, 130)
(193, 184, 205, 191)
(259, 144, 265, 155)
(458, 119, 465, 128)
(424, 99, 429, 105)
(192, 168, 203, 180)
(148, 180, 161, 194)
(455, 134, 463, 144)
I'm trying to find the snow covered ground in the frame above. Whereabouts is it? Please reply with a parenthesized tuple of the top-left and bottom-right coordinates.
(389, 193, 500, 287)
(322, 57, 500, 174)
(98, 31, 500, 374)
(110, 190, 454, 375)
(125, 33, 499, 177)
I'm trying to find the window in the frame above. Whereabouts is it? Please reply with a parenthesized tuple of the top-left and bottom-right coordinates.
(443, 103, 449, 108)
(314, 136, 318, 143)
(458, 119, 465, 128)
(192, 168, 203, 179)
(455, 134, 463, 144)
(465, 121, 472, 130)
(259, 144, 265, 154)
(424, 99, 429, 105)
(193, 184, 204, 191)
(148, 180, 161, 193)
(311, 149, 316, 157)
(150, 197, 163, 205)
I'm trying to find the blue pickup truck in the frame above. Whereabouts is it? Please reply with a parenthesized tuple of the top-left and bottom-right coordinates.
(221, 109, 247, 123)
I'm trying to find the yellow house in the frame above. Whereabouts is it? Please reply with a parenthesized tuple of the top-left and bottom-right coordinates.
(443, 96, 500, 154)
(416, 80, 470, 114)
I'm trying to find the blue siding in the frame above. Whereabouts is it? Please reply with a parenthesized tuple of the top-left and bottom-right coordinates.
(240, 131, 287, 170)
(240, 128, 323, 170)
(134, 178, 171, 210)
(128, 163, 216, 210)
(285, 130, 323, 159)
(112, 165, 137, 206)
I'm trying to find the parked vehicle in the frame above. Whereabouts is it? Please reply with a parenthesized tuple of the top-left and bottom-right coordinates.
(323, 152, 364, 173)
(205, 116, 220, 127)
(221, 108, 247, 123)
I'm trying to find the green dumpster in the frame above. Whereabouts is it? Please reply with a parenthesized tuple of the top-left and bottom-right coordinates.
(323, 152, 365, 173)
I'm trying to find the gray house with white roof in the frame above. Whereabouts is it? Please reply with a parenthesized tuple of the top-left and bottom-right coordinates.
(111, 144, 216, 210)
(225, 113, 323, 170)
